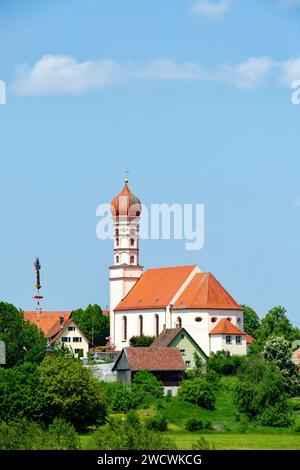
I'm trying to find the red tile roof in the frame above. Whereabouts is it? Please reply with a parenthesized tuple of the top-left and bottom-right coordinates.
(115, 265, 197, 311)
(114, 347, 185, 371)
(102, 309, 110, 316)
(173, 272, 242, 310)
(209, 318, 246, 335)
(23, 311, 72, 339)
(246, 334, 254, 344)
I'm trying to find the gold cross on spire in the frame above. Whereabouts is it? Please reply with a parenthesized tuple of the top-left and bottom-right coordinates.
(124, 168, 130, 184)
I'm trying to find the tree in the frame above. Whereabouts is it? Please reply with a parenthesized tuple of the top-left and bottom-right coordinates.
(0, 362, 46, 422)
(263, 336, 300, 397)
(178, 379, 215, 410)
(132, 370, 164, 398)
(72, 304, 109, 346)
(0, 302, 46, 367)
(38, 355, 107, 429)
(259, 306, 300, 342)
(240, 305, 260, 338)
(129, 335, 155, 347)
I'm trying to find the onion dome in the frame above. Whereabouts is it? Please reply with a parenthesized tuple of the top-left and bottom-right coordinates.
(111, 178, 141, 219)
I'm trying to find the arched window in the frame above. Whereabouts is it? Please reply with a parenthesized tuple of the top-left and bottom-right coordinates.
(116, 238, 119, 246)
(116, 255, 119, 264)
(122, 316, 127, 341)
(138, 315, 143, 336)
(195, 317, 202, 322)
(211, 317, 217, 323)
(115, 229, 119, 237)
(154, 314, 159, 337)
(176, 317, 182, 328)
(130, 238, 135, 247)
(130, 255, 135, 264)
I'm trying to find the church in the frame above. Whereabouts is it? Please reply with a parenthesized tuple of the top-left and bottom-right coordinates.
(109, 178, 248, 356)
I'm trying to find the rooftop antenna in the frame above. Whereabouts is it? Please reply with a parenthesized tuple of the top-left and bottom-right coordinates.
(33, 257, 43, 319)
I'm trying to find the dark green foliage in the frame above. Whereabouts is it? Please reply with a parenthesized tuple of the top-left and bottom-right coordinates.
(0, 418, 80, 450)
(0, 302, 46, 367)
(178, 379, 215, 410)
(38, 355, 107, 429)
(129, 335, 155, 347)
(259, 306, 300, 342)
(235, 360, 293, 427)
(240, 305, 261, 338)
(72, 304, 109, 346)
(185, 417, 204, 431)
(207, 351, 244, 376)
(98, 381, 142, 412)
(0, 362, 46, 422)
(191, 437, 215, 450)
(145, 414, 168, 432)
(132, 370, 164, 398)
(91, 414, 175, 450)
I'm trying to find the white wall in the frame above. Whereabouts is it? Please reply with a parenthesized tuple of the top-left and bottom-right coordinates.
(55, 321, 89, 358)
(114, 308, 166, 350)
(210, 334, 247, 355)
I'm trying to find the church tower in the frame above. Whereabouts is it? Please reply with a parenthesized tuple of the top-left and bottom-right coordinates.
(109, 178, 143, 347)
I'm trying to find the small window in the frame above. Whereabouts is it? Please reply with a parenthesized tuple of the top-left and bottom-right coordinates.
(226, 317, 232, 322)
(122, 316, 127, 341)
(115, 229, 119, 237)
(73, 337, 82, 343)
(226, 335, 232, 344)
(68, 326, 75, 331)
(185, 360, 191, 368)
(130, 238, 134, 246)
(236, 336, 242, 344)
(138, 315, 143, 336)
(154, 314, 159, 337)
(195, 317, 202, 322)
(167, 390, 173, 397)
(116, 238, 119, 246)
(180, 349, 185, 355)
(176, 317, 182, 328)
(211, 317, 217, 323)
(237, 317, 241, 324)
(62, 337, 71, 343)
(130, 255, 135, 264)
(116, 255, 119, 264)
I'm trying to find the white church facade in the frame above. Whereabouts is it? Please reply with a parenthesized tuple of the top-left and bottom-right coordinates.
(109, 179, 247, 357)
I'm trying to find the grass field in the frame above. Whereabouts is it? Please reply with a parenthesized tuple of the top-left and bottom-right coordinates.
(80, 377, 300, 450)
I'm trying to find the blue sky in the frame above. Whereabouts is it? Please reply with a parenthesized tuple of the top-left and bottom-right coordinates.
(0, 0, 300, 325)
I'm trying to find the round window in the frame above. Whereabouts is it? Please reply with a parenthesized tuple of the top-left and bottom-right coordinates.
(195, 317, 202, 322)
(227, 317, 232, 322)
(211, 317, 217, 323)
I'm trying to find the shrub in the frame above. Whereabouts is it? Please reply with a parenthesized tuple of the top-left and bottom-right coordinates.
(145, 415, 168, 432)
(109, 382, 142, 412)
(294, 425, 300, 434)
(185, 417, 204, 432)
(129, 335, 155, 347)
(192, 437, 215, 450)
(207, 351, 244, 376)
(178, 379, 215, 410)
(132, 370, 163, 398)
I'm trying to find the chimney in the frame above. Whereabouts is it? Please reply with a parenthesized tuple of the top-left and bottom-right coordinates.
(59, 314, 65, 329)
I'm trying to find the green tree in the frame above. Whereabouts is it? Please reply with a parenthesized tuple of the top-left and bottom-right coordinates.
(241, 305, 260, 338)
(132, 370, 164, 398)
(72, 304, 109, 346)
(259, 306, 300, 342)
(0, 362, 46, 422)
(263, 336, 300, 397)
(129, 335, 155, 347)
(0, 302, 46, 367)
(178, 379, 215, 410)
(38, 355, 107, 429)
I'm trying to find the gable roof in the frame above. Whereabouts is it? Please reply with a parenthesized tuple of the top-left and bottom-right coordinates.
(173, 272, 242, 310)
(151, 327, 208, 358)
(115, 265, 197, 311)
(209, 318, 246, 336)
(112, 347, 185, 371)
(23, 311, 72, 338)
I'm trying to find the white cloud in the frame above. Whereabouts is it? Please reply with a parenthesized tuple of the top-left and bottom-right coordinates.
(280, 58, 300, 85)
(191, 0, 231, 19)
(11, 54, 279, 96)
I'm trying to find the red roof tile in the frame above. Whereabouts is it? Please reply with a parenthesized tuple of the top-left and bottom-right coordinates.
(209, 318, 246, 335)
(115, 347, 185, 371)
(115, 265, 197, 311)
(174, 272, 242, 310)
(23, 311, 72, 338)
(246, 334, 254, 344)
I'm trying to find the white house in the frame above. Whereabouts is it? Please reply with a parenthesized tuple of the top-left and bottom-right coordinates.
(24, 311, 90, 358)
(109, 179, 247, 356)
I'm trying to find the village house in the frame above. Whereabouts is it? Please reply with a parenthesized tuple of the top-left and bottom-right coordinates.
(24, 311, 89, 358)
(112, 346, 185, 396)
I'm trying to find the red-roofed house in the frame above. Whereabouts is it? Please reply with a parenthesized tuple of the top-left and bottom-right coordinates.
(23, 311, 89, 358)
(209, 318, 247, 355)
(108, 180, 247, 357)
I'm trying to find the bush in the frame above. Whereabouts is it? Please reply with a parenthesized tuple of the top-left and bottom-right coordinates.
(185, 417, 204, 432)
(294, 425, 300, 434)
(191, 437, 215, 450)
(178, 379, 215, 410)
(109, 382, 142, 412)
(145, 415, 168, 432)
(207, 351, 244, 376)
(132, 370, 163, 398)
(129, 335, 155, 347)
(91, 415, 176, 450)
(0, 418, 80, 450)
